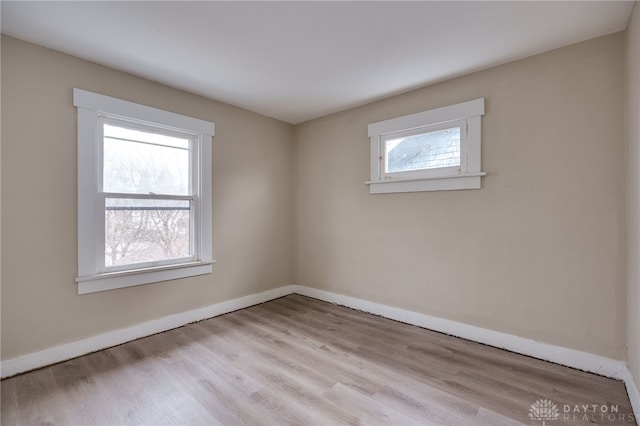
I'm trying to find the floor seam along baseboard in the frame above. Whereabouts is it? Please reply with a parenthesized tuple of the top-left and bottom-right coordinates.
(2, 283, 638, 420)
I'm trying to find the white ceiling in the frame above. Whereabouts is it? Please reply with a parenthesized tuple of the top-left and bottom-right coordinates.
(1, 1, 635, 124)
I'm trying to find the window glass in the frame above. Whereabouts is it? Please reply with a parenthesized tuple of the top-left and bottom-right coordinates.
(103, 123, 191, 195)
(105, 198, 191, 267)
(385, 127, 460, 173)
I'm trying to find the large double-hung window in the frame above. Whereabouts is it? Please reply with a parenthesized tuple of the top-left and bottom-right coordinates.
(74, 89, 214, 294)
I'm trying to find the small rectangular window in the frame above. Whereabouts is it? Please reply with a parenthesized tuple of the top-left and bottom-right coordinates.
(367, 98, 485, 193)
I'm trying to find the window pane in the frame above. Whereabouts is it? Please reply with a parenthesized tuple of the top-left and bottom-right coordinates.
(385, 127, 460, 173)
(105, 198, 191, 267)
(103, 123, 190, 195)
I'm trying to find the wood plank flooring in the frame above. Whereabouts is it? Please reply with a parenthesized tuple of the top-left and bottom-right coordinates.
(1, 294, 636, 425)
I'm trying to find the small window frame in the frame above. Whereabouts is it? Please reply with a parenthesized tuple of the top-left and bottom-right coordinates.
(74, 89, 215, 295)
(367, 98, 486, 194)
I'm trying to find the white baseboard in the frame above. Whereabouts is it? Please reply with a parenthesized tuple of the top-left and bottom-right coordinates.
(3, 281, 639, 418)
(292, 286, 638, 396)
(0, 284, 295, 379)
(621, 365, 640, 421)
(293, 285, 626, 378)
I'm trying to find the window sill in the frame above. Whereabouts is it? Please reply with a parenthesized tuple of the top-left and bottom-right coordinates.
(76, 260, 215, 295)
(366, 172, 486, 194)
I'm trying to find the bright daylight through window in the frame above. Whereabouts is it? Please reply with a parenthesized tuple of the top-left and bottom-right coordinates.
(74, 89, 214, 295)
(384, 122, 463, 175)
(103, 121, 193, 268)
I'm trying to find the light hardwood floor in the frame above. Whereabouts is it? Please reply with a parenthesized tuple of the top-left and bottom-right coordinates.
(1, 294, 635, 425)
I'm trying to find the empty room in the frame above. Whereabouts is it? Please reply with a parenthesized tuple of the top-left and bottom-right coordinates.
(1, 1, 640, 425)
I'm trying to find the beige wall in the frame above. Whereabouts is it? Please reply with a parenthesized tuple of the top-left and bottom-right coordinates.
(627, 2, 640, 385)
(0, 36, 295, 360)
(296, 33, 627, 359)
(1, 29, 632, 364)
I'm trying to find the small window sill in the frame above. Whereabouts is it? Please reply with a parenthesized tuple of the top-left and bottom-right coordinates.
(76, 260, 215, 295)
(366, 172, 486, 194)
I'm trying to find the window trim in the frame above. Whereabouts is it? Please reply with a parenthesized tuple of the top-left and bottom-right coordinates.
(74, 88, 215, 295)
(367, 98, 486, 194)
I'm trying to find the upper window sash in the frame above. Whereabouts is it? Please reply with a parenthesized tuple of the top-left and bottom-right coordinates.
(99, 116, 198, 197)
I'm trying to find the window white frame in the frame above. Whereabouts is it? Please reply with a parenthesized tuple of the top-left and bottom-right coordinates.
(74, 89, 214, 294)
(367, 98, 486, 194)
